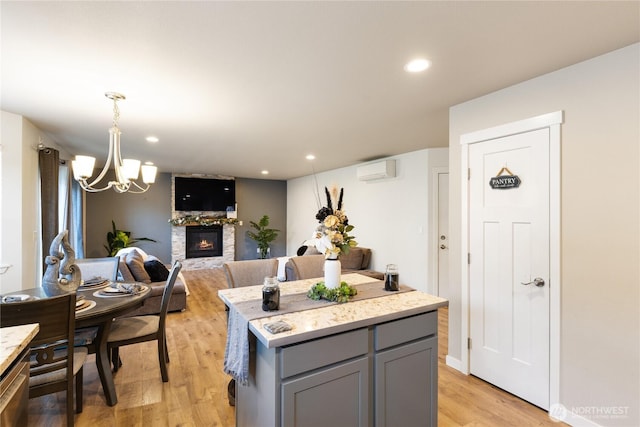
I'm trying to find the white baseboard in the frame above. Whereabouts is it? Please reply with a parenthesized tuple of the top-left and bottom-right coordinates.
(445, 355, 464, 373)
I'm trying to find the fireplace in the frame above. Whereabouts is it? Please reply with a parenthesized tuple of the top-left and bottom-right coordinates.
(185, 225, 223, 259)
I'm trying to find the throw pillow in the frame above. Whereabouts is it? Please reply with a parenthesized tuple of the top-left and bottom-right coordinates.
(302, 246, 321, 256)
(117, 258, 136, 282)
(125, 250, 151, 284)
(144, 259, 170, 282)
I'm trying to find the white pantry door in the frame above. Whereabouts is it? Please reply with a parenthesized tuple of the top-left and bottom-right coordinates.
(468, 127, 550, 409)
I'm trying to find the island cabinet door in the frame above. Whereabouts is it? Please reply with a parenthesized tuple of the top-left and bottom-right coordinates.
(374, 337, 438, 427)
(281, 357, 369, 427)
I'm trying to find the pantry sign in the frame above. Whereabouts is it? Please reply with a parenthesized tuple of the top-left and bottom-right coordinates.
(489, 166, 521, 189)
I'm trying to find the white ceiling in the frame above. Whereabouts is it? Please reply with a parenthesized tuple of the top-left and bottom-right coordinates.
(2, 1, 638, 180)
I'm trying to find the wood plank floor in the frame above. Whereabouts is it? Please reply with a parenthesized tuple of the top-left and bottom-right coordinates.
(26, 268, 562, 426)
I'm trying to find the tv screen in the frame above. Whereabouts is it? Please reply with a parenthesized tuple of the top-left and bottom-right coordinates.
(174, 177, 236, 212)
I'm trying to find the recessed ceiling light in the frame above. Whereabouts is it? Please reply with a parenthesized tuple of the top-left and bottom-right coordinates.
(145, 161, 154, 166)
(261, 170, 269, 175)
(146, 136, 159, 143)
(306, 154, 316, 160)
(404, 59, 431, 73)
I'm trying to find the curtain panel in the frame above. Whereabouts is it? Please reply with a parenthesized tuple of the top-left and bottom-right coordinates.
(38, 147, 59, 260)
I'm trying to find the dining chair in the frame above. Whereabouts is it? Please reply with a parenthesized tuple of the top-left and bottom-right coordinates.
(75, 257, 119, 282)
(221, 259, 278, 406)
(0, 293, 88, 426)
(287, 255, 325, 280)
(73, 257, 119, 348)
(223, 259, 278, 288)
(107, 261, 182, 382)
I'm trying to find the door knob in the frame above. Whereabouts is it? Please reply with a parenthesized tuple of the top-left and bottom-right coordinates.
(521, 277, 545, 287)
(440, 244, 447, 250)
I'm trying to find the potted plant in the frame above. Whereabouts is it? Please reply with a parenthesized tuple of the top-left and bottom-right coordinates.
(247, 215, 279, 259)
(104, 220, 157, 256)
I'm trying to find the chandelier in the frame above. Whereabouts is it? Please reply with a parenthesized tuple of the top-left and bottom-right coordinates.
(72, 92, 157, 193)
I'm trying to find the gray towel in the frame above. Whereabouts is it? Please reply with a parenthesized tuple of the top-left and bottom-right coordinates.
(223, 306, 250, 385)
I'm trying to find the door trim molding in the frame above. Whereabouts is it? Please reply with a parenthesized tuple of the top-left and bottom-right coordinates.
(430, 167, 448, 296)
(459, 111, 563, 410)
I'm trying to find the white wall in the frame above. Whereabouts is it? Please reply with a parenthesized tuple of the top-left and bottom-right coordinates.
(287, 148, 447, 294)
(449, 44, 639, 426)
(1, 111, 75, 292)
(1, 112, 41, 292)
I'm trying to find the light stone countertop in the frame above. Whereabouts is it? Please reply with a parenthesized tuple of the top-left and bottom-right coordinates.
(0, 323, 39, 375)
(218, 273, 448, 348)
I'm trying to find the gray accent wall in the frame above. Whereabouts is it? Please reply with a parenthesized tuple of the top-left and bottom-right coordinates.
(85, 174, 287, 263)
(235, 178, 287, 260)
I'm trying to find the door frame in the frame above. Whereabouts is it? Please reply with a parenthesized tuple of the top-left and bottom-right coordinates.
(459, 111, 563, 409)
(430, 167, 448, 296)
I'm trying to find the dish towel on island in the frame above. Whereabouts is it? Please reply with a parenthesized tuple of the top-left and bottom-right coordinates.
(223, 305, 250, 386)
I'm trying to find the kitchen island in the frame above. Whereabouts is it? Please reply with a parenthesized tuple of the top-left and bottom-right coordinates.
(218, 273, 448, 427)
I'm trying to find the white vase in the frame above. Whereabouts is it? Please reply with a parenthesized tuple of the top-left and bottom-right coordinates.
(324, 257, 341, 289)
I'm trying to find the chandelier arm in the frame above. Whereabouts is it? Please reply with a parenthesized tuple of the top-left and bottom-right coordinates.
(84, 128, 116, 188)
(127, 181, 151, 193)
(77, 178, 115, 192)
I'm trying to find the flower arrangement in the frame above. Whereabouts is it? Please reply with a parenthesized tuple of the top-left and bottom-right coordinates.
(305, 186, 357, 259)
(307, 281, 357, 303)
(169, 215, 239, 226)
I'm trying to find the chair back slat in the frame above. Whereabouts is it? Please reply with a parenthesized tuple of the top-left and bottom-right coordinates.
(75, 257, 119, 282)
(158, 262, 182, 328)
(1, 293, 76, 347)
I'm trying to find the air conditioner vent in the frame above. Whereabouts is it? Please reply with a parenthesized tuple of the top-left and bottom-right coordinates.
(357, 160, 396, 181)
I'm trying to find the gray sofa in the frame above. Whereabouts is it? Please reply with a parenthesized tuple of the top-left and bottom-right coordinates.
(116, 248, 187, 316)
(284, 246, 384, 281)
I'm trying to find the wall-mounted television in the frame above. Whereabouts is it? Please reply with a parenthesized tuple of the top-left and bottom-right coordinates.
(174, 177, 236, 212)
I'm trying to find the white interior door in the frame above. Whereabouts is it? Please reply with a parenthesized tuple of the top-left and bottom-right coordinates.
(437, 172, 449, 298)
(468, 128, 550, 409)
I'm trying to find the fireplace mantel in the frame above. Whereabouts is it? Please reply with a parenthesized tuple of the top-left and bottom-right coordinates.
(170, 174, 236, 270)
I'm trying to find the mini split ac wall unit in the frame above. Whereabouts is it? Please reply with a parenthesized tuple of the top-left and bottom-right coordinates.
(356, 160, 396, 181)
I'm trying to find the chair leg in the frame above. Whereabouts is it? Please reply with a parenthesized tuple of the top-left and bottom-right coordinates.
(75, 366, 84, 413)
(67, 380, 75, 426)
(164, 337, 169, 363)
(111, 347, 121, 372)
(158, 338, 169, 382)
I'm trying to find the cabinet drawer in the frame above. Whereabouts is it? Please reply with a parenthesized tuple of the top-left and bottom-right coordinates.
(375, 311, 437, 351)
(280, 328, 368, 378)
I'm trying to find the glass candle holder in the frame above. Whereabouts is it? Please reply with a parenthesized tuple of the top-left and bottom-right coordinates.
(384, 264, 399, 291)
(262, 276, 280, 311)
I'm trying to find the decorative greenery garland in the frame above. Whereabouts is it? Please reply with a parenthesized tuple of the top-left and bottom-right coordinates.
(168, 215, 239, 226)
(307, 281, 357, 304)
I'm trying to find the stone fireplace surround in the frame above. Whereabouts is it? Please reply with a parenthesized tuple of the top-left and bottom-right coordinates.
(170, 174, 235, 270)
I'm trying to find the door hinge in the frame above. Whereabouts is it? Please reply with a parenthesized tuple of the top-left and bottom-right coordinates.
(468, 337, 472, 349)
(468, 168, 471, 180)
(467, 253, 471, 264)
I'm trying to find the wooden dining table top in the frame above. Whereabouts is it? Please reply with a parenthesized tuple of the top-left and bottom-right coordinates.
(1, 283, 151, 326)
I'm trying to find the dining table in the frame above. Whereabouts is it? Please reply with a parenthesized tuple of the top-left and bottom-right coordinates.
(0, 282, 150, 406)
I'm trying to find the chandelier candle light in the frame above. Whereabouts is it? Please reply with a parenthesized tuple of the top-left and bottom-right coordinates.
(72, 92, 157, 193)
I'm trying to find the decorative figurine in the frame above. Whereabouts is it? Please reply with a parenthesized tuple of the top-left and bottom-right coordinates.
(42, 230, 81, 295)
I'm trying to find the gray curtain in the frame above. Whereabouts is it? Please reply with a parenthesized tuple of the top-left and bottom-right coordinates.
(39, 147, 59, 259)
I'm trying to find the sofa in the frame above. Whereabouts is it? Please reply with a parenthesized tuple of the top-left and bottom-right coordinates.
(284, 246, 384, 281)
(115, 248, 188, 316)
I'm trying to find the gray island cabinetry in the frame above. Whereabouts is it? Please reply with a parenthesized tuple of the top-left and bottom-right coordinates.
(218, 273, 448, 427)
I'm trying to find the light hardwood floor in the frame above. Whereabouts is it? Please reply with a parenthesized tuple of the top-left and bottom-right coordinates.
(27, 268, 562, 426)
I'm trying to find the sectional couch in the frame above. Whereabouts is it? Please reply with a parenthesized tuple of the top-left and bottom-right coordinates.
(116, 248, 188, 316)
(284, 246, 384, 281)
